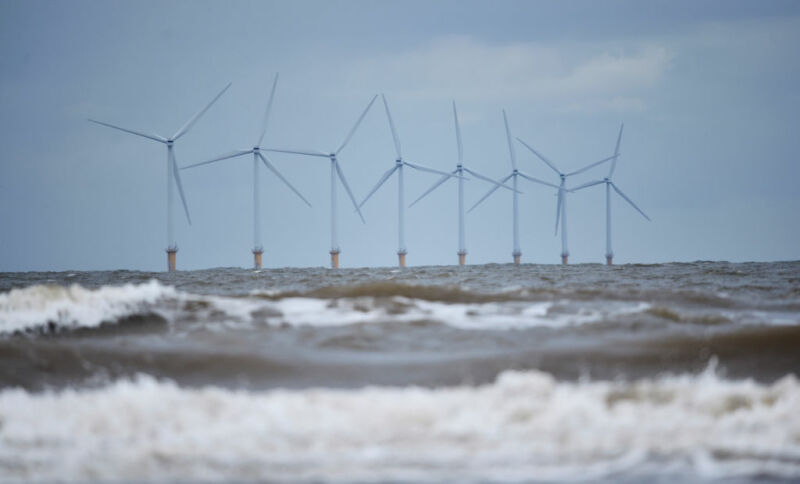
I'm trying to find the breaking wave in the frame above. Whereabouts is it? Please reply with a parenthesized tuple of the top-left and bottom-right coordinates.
(0, 280, 175, 334)
(1, 364, 798, 482)
(2, 278, 797, 336)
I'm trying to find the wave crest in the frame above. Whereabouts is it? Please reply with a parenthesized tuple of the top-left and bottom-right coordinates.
(0, 280, 175, 334)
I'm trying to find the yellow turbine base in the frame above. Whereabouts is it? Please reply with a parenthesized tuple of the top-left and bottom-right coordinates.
(167, 250, 177, 272)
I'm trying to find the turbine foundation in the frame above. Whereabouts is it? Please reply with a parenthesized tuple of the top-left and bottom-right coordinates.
(253, 248, 263, 270)
(606, 255, 613, 266)
(330, 250, 340, 269)
(561, 255, 568, 265)
(166, 248, 177, 272)
(513, 251, 521, 265)
(457, 250, 467, 266)
(398, 251, 407, 268)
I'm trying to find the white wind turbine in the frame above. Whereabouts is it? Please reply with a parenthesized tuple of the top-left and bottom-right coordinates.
(516, 136, 619, 264)
(569, 124, 650, 265)
(266, 95, 377, 268)
(358, 95, 461, 267)
(89, 83, 231, 272)
(468, 110, 560, 265)
(409, 101, 516, 266)
(181, 74, 311, 270)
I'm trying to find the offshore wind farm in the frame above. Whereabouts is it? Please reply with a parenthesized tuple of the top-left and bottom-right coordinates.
(1, 2, 799, 484)
(89, 78, 643, 271)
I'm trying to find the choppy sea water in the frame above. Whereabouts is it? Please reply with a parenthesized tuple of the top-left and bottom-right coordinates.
(0, 261, 798, 482)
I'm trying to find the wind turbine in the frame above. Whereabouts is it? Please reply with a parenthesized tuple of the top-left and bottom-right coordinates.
(181, 74, 311, 269)
(468, 110, 560, 265)
(569, 124, 650, 265)
(516, 136, 619, 264)
(358, 95, 461, 267)
(89, 83, 231, 272)
(409, 101, 516, 266)
(266, 95, 376, 269)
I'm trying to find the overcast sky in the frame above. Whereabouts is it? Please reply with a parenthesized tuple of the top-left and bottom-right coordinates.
(1, 0, 799, 271)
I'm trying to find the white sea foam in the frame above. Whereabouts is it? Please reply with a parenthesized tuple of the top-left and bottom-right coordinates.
(0, 280, 176, 333)
(0, 366, 798, 482)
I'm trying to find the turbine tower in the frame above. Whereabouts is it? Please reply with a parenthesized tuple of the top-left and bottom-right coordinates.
(569, 124, 650, 265)
(469, 110, 559, 265)
(358, 95, 460, 268)
(516, 137, 619, 264)
(410, 101, 516, 266)
(89, 83, 231, 272)
(267, 95, 376, 268)
(181, 74, 311, 269)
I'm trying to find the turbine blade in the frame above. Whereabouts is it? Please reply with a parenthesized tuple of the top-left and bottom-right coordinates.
(467, 173, 514, 213)
(358, 165, 398, 208)
(517, 137, 561, 176)
(382, 94, 402, 159)
(170, 150, 192, 225)
(181, 150, 252, 170)
(517, 171, 561, 189)
(610, 123, 624, 178)
(565, 154, 618, 177)
(409, 171, 454, 208)
(503, 109, 517, 170)
(334, 161, 366, 223)
(555, 189, 563, 235)
(462, 167, 517, 192)
(453, 101, 463, 165)
(258, 152, 312, 207)
(611, 182, 650, 221)
(336, 94, 378, 155)
(257, 72, 279, 146)
(88, 119, 166, 143)
(569, 179, 604, 192)
(403, 160, 461, 178)
(265, 148, 329, 158)
(172, 82, 232, 141)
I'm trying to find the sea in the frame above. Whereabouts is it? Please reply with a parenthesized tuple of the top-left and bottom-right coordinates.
(0, 261, 798, 483)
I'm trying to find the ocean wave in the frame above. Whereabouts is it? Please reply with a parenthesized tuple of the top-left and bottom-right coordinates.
(0, 365, 798, 482)
(255, 297, 655, 331)
(250, 281, 531, 302)
(0, 279, 659, 335)
(2, 277, 797, 337)
(0, 280, 175, 334)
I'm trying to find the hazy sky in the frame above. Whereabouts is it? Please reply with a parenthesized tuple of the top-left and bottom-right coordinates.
(1, 0, 799, 271)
